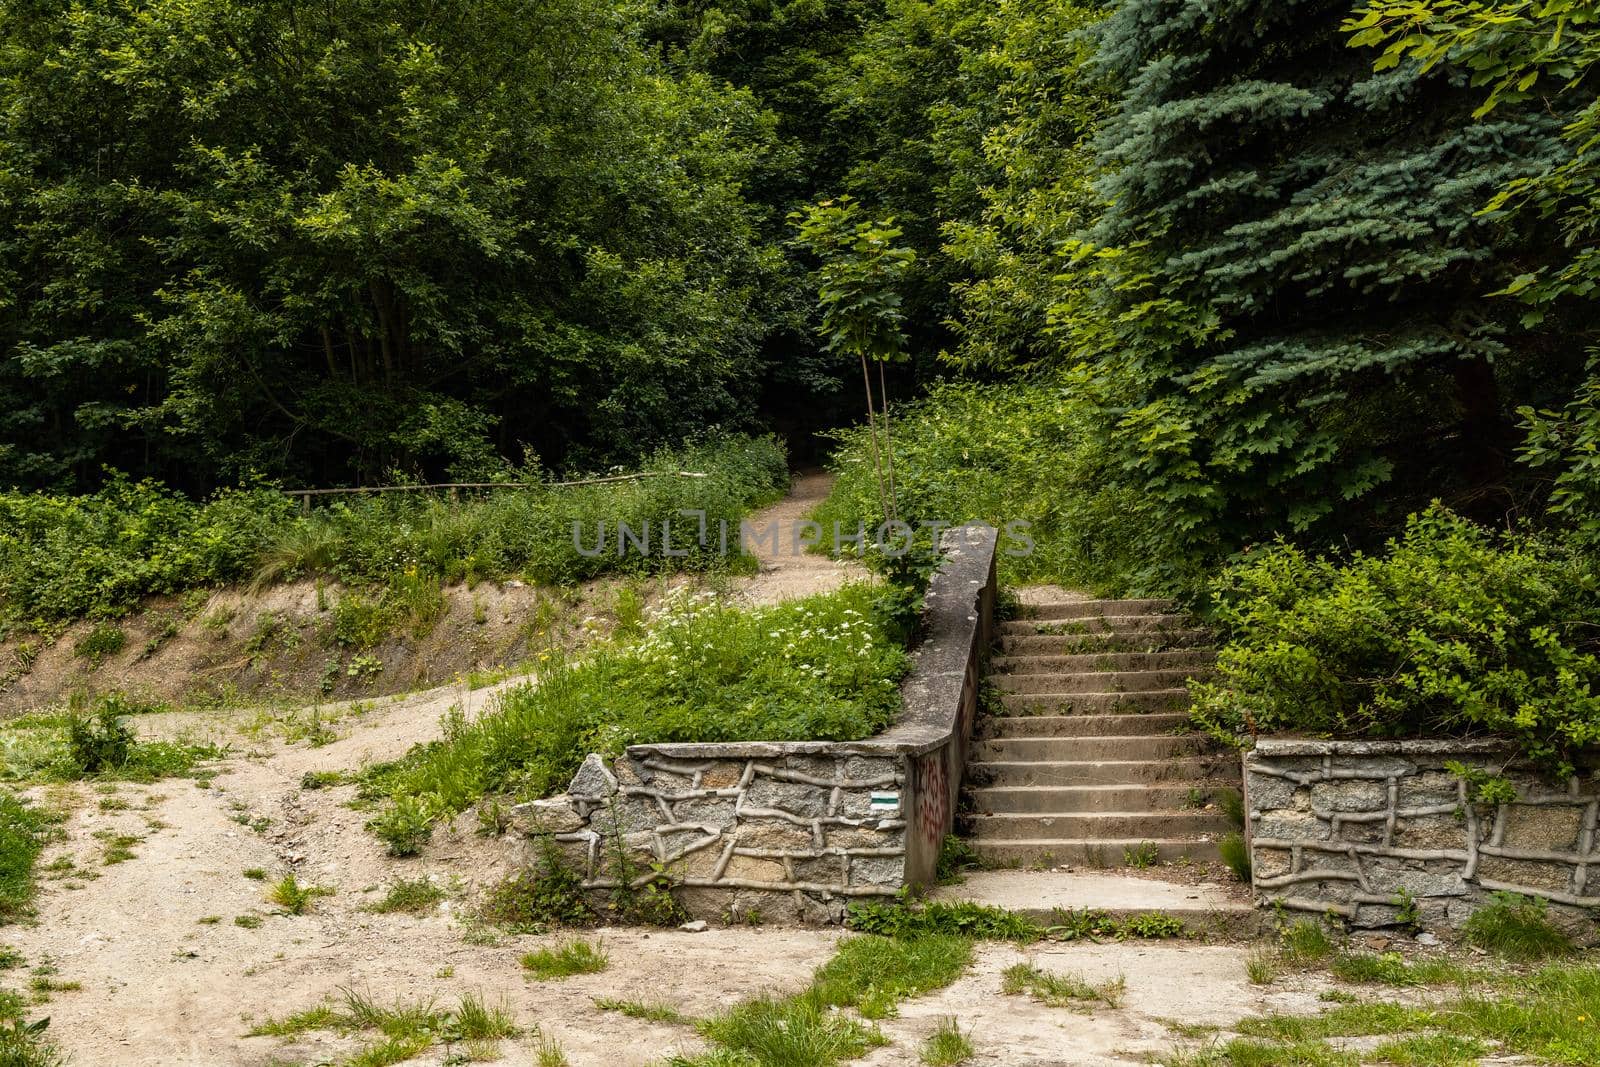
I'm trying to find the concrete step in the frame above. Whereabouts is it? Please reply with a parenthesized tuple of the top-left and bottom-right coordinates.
(1017, 599, 1178, 620)
(994, 668, 1208, 695)
(968, 756, 1234, 787)
(966, 782, 1230, 814)
(999, 631, 1213, 655)
(973, 735, 1218, 763)
(971, 837, 1222, 867)
(965, 811, 1233, 841)
(999, 690, 1193, 714)
(998, 614, 1190, 636)
(930, 871, 1267, 938)
(992, 650, 1215, 674)
(981, 713, 1189, 738)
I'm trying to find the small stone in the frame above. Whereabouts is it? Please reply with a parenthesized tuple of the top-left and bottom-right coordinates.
(678, 920, 708, 933)
(1415, 932, 1440, 947)
(1363, 936, 1392, 952)
(569, 753, 618, 801)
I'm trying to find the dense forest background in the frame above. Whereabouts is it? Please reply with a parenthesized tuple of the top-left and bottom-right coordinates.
(2, 0, 1597, 582)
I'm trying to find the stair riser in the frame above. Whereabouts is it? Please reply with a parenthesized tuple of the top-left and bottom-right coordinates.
(974, 735, 1216, 762)
(972, 840, 1223, 867)
(995, 669, 1207, 694)
(981, 713, 1189, 738)
(999, 691, 1192, 714)
(998, 615, 1189, 636)
(1018, 599, 1177, 619)
(966, 784, 1226, 814)
(999, 632, 1213, 655)
(965, 813, 1233, 840)
(993, 651, 1215, 674)
(970, 758, 1233, 787)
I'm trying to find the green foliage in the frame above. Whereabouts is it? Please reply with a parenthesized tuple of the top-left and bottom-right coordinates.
(845, 899, 1042, 942)
(65, 702, 136, 775)
(0, 0, 788, 490)
(791, 197, 916, 367)
(0, 436, 784, 629)
(934, 835, 979, 886)
(0, 1015, 65, 1067)
(0, 795, 50, 925)
(266, 873, 333, 916)
(1192, 506, 1600, 774)
(1076, 0, 1588, 566)
(367, 583, 907, 823)
(72, 623, 126, 664)
(1218, 833, 1252, 884)
(811, 935, 972, 1019)
(815, 380, 1183, 592)
(1462, 892, 1574, 961)
(479, 841, 597, 932)
(365, 795, 437, 858)
(0, 479, 292, 625)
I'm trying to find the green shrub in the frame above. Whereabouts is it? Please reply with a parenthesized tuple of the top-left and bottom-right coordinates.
(367, 582, 907, 821)
(814, 379, 1194, 593)
(1191, 506, 1600, 774)
(0, 436, 786, 628)
(479, 840, 596, 931)
(66, 702, 136, 774)
(0, 476, 293, 626)
(366, 795, 438, 857)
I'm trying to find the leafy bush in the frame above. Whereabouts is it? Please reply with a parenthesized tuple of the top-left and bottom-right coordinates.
(66, 702, 136, 774)
(367, 582, 908, 820)
(0, 436, 786, 629)
(814, 379, 1192, 593)
(1191, 506, 1600, 774)
(0, 476, 294, 626)
(366, 795, 438, 857)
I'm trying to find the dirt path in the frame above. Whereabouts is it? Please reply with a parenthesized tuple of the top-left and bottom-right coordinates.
(730, 469, 865, 604)
(1, 480, 1334, 1066)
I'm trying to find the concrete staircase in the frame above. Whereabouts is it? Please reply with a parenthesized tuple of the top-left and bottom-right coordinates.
(962, 596, 1241, 868)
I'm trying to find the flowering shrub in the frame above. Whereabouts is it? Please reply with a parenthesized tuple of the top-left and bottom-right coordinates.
(1191, 506, 1600, 776)
(364, 582, 909, 817)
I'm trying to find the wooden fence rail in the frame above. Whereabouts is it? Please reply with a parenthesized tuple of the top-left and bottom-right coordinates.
(286, 471, 707, 512)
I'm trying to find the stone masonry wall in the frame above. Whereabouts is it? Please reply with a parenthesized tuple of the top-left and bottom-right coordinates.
(1247, 739, 1600, 931)
(512, 523, 999, 924)
(520, 747, 907, 924)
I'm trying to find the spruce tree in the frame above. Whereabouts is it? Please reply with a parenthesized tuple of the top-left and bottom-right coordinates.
(1079, 0, 1586, 554)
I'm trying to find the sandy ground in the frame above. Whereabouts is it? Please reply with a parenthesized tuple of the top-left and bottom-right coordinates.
(2, 482, 1340, 1066)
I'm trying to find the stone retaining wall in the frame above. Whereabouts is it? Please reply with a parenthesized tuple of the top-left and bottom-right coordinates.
(1246, 739, 1600, 930)
(515, 523, 998, 924)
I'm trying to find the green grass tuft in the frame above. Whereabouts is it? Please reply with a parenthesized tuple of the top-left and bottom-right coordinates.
(920, 1017, 975, 1065)
(1461, 892, 1573, 961)
(520, 938, 609, 980)
(1001, 962, 1124, 1008)
(369, 877, 446, 915)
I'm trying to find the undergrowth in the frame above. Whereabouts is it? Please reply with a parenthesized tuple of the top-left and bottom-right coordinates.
(361, 583, 908, 830)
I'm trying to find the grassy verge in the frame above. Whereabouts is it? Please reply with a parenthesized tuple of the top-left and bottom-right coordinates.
(0, 435, 787, 632)
(0, 795, 55, 925)
(1179, 909, 1597, 1066)
(360, 582, 908, 842)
